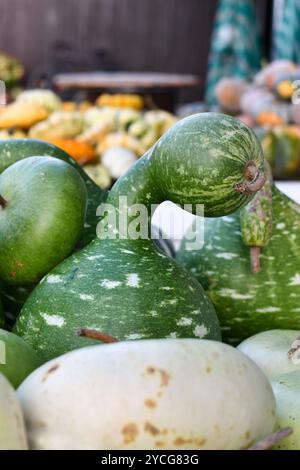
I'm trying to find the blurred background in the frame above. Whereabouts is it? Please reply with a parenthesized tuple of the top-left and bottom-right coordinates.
(0, 0, 300, 223)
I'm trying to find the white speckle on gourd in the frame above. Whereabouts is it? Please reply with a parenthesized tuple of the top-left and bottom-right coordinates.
(125, 333, 144, 340)
(290, 274, 300, 286)
(101, 280, 122, 289)
(122, 249, 135, 255)
(193, 325, 208, 338)
(276, 223, 286, 230)
(218, 289, 253, 300)
(86, 255, 104, 261)
(149, 310, 158, 317)
(79, 294, 95, 301)
(46, 275, 63, 284)
(41, 313, 65, 327)
(177, 317, 193, 326)
(126, 273, 140, 288)
(215, 252, 238, 260)
(167, 332, 178, 338)
(255, 307, 281, 313)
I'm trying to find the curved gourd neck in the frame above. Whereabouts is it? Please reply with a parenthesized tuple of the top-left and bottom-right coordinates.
(106, 147, 163, 209)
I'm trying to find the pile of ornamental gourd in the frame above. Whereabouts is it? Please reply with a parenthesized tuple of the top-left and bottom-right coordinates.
(0, 111, 299, 450)
(0, 89, 176, 189)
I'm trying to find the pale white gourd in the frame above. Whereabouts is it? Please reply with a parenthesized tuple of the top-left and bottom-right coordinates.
(238, 330, 300, 379)
(18, 339, 275, 450)
(102, 146, 137, 179)
(0, 373, 27, 449)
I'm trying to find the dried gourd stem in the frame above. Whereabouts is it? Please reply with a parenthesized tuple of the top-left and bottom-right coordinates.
(234, 161, 266, 195)
(244, 161, 259, 181)
(0, 195, 7, 209)
(247, 427, 293, 450)
(288, 335, 300, 364)
(250, 246, 261, 273)
(234, 173, 266, 195)
(77, 328, 119, 344)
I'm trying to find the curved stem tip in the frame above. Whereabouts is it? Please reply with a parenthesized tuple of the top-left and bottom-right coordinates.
(248, 427, 293, 450)
(234, 161, 266, 195)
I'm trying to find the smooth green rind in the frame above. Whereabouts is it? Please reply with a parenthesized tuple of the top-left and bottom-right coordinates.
(177, 187, 300, 344)
(14, 113, 264, 360)
(0, 329, 41, 388)
(0, 139, 107, 247)
(271, 371, 300, 450)
(0, 157, 87, 285)
(150, 113, 264, 217)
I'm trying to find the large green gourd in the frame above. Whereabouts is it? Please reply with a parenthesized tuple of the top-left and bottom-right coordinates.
(0, 139, 107, 248)
(14, 113, 265, 361)
(177, 187, 300, 344)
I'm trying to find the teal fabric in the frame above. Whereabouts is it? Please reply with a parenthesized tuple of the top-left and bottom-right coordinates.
(205, 0, 262, 106)
(273, 0, 300, 63)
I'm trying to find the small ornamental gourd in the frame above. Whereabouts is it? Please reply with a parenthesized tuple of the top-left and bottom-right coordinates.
(14, 113, 265, 361)
(177, 185, 300, 344)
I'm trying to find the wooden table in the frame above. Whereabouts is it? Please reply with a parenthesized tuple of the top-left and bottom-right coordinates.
(53, 72, 200, 111)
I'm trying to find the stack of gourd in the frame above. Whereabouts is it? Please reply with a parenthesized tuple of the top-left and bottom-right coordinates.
(1, 112, 289, 450)
(214, 60, 300, 179)
(0, 89, 176, 188)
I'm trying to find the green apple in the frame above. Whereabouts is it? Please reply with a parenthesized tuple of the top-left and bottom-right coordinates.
(0, 156, 87, 284)
(0, 329, 41, 388)
(0, 373, 28, 449)
(271, 371, 300, 450)
(238, 330, 300, 379)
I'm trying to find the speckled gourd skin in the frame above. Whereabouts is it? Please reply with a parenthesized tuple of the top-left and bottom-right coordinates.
(14, 113, 264, 361)
(177, 187, 300, 344)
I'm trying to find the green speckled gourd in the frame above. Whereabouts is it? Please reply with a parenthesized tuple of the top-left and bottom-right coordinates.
(0, 139, 107, 247)
(177, 186, 300, 344)
(14, 113, 265, 361)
